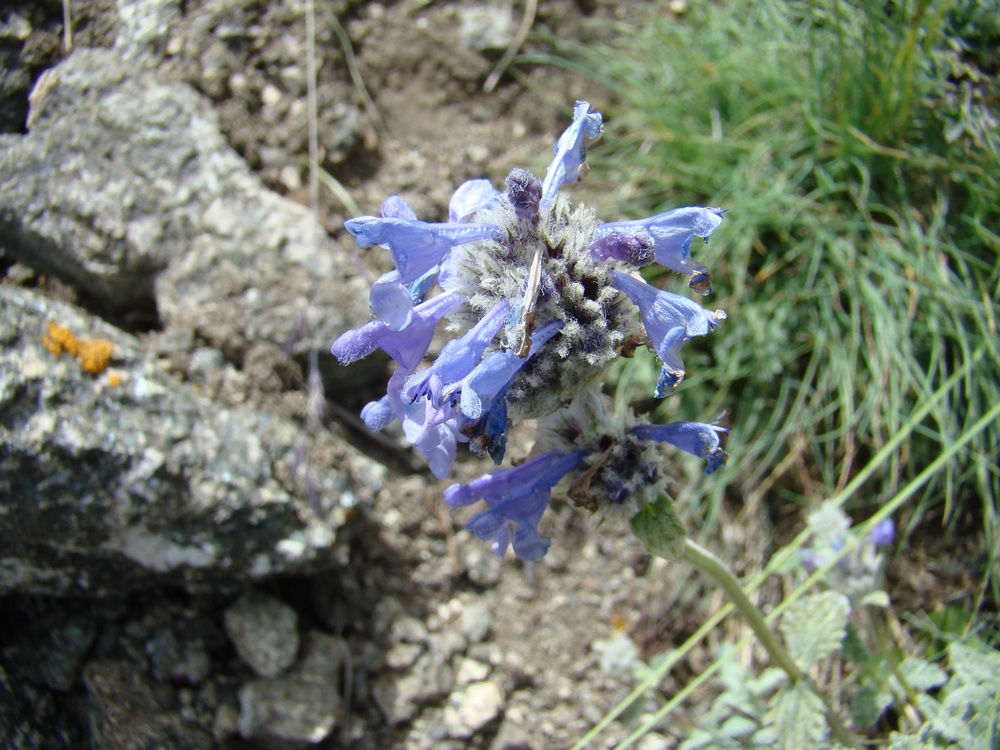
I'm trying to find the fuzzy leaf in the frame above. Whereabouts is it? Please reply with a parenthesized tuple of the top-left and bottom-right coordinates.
(769, 682, 827, 749)
(852, 681, 894, 728)
(780, 591, 851, 670)
(841, 623, 871, 665)
(947, 640, 1000, 687)
(630, 494, 687, 560)
(899, 658, 948, 692)
(886, 734, 932, 750)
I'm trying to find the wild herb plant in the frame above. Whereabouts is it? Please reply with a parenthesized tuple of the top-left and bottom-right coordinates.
(531, 0, 999, 548)
(505, 0, 999, 746)
(324, 0, 998, 745)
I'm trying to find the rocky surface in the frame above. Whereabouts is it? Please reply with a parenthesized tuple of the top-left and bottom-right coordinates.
(0, 0, 722, 748)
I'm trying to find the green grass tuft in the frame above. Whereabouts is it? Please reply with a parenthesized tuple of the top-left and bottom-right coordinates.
(546, 0, 999, 595)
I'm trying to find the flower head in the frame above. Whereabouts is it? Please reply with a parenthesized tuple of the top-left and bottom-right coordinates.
(333, 101, 732, 559)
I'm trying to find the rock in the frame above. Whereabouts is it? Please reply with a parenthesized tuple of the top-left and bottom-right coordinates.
(145, 629, 211, 685)
(224, 591, 299, 677)
(237, 674, 341, 746)
(83, 660, 213, 750)
(457, 6, 515, 53)
(0, 662, 80, 748)
(458, 602, 492, 643)
(488, 718, 532, 750)
(0, 46, 368, 363)
(443, 680, 505, 739)
(296, 630, 348, 685)
(455, 657, 490, 685)
(372, 650, 455, 726)
(0, 286, 382, 594)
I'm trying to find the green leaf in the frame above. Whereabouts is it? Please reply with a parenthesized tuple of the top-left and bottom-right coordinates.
(841, 624, 871, 665)
(886, 733, 932, 750)
(851, 681, 894, 728)
(899, 658, 948, 692)
(947, 640, 1000, 687)
(630, 494, 687, 560)
(769, 682, 827, 749)
(780, 591, 851, 670)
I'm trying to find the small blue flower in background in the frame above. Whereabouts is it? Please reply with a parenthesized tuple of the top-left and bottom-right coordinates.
(801, 503, 895, 603)
(333, 101, 731, 560)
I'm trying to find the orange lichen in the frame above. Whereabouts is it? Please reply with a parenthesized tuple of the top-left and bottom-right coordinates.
(106, 371, 123, 387)
(42, 321, 114, 375)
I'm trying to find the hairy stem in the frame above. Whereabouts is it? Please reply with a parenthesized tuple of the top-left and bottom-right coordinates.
(682, 538, 859, 749)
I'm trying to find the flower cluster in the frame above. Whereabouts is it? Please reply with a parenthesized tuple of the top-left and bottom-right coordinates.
(802, 503, 895, 603)
(333, 101, 729, 560)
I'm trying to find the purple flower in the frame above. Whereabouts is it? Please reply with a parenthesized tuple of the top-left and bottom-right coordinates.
(632, 421, 729, 474)
(449, 179, 499, 221)
(445, 450, 586, 560)
(587, 231, 655, 266)
(610, 271, 726, 397)
(331, 292, 462, 370)
(869, 519, 895, 547)
(405, 300, 511, 406)
(345, 216, 504, 284)
(449, 321, 562, 420)
(595, 207, 724, 293)
(540, 101, 603, 213)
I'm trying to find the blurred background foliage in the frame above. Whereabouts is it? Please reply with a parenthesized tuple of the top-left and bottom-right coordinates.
(538, 0, 998, 600)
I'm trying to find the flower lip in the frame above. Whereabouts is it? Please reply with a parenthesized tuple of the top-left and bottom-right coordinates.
(331, 291, 462, 370)
(345, 216, 504, 284)
(632, 421, 729, 474)
(595, 206, 725, 279)
(445, 449, 587, 560)
(610, 270, 726, 397)
(404, 299, 511, 407)
(539, 100, 604, 213)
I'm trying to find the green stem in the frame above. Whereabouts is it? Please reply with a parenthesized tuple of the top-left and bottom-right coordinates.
(682, 538, 860, 749)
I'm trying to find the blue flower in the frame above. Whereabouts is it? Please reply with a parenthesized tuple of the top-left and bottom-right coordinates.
(448, 320, 562, 420)
(345, 216, 503, 284)
(449, 179, 499, 221)
(632, 421, 730, 474)
(587, 231, 655, 266)
(868, 518, 895, 547)
(610, 270, 726, 397)
(539, 101, 603, 213)
(331, 291, 462, 370)
(405, 300, 511, 406)
(334, 100, 734, 561)
(596, 207, 724, 293)
(445, 450, 586, 560)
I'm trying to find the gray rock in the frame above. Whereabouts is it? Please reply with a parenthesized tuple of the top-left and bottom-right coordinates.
(224, 591, 299, 677)
(237, 675, 341, 747)
(145, 629, 211, 685)
(443, 680, 505, 739)
(371, 650, 455, 726)
(488, 718, 532, 750)
(458, 602, 492, 643)
(0, 46, 368, 362)
(0, 661, 80, 749)
(0, 286, 382, 594)
(296, 630, 348, 685)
